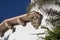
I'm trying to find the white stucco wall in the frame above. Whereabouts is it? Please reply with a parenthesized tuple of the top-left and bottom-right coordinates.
(2, 22, 47, 40)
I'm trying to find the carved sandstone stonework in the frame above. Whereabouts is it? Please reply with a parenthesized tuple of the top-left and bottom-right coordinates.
(0, 11, 43, 37)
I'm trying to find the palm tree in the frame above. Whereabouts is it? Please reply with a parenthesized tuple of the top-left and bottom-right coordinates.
(45, 27, 60, 40)
(45, 18, 60, 40)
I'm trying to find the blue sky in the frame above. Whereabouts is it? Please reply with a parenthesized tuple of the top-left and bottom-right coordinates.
(0, 0, 30, 22)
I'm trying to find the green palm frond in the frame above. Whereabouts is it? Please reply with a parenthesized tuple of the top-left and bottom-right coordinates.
(45, 26, 60, 40)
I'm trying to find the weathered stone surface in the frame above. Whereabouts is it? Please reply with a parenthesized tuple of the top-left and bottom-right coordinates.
(0, 11, 42, 37)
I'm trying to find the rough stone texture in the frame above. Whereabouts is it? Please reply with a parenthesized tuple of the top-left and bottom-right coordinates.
(0, 11, 43, 37)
